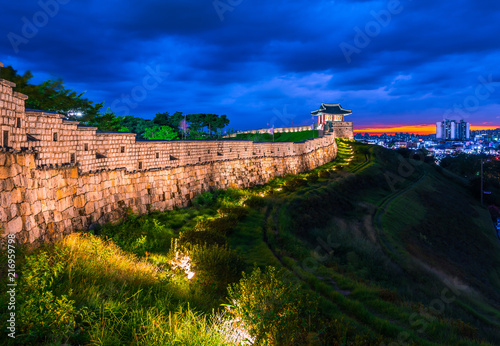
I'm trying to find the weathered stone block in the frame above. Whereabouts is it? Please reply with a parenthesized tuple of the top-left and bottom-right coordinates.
(6, 216, 22, 234)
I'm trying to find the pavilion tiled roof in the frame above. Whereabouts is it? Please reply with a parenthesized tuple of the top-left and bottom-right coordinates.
(311, 103, 352, 115)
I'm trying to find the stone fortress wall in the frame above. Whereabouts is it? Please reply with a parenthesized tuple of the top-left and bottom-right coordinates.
(0, 62, 342, 243)
(228, 122, 354, 140)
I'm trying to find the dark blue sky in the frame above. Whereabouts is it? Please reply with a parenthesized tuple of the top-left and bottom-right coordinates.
(1, 0, 500, 132)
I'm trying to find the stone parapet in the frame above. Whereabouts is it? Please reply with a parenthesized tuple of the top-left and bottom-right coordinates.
(0, 135, 337, 244)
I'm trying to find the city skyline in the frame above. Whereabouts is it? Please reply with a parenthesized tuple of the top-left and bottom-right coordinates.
(1, 1, 500, 131)
(354, 123, 500, 136)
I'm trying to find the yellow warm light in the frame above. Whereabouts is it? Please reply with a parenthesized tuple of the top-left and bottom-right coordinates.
(170, 251, 195, 280)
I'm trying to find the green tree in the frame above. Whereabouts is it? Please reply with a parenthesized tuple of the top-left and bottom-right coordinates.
(152, 112, 170, 126)
(119, 115, 154, 137)
(186, 113, 205, 133)
(144, 125, 179, 140)
(153, 111, 184, 138)
(83, 108, 123, 131)
(1, 64, 102, 120)
(183, 113, 230, 138)
(0, 65, 32, 89)
(210, 114, 229, 134)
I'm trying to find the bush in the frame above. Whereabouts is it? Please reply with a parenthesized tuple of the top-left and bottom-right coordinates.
(193, 190, 217, 208)
(217, 188, 245, 204)
(318, 170, 331, 178)
(305, 173, 319, 183)
(284, 177, 308, 191)
(178, 229, 227, 247)
(217, 205, 248, 219)
(195, 215, 238, 235)
(99, 217, 175, 256)
(244, 195, 265, 208)
(226, 266, 317, 345)
(14, 251, 86, 344)
(191, 244, 245, 292)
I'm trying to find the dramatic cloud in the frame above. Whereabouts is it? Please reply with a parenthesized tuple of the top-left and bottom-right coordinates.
(1, 0, 499, 131)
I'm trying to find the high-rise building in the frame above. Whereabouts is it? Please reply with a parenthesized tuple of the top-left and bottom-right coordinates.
(436, 119, 470, 140)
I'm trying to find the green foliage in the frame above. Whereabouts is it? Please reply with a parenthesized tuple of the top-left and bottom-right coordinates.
(226, 266, 317, 345)
(84, 107, 125, 131)
(194, 188, 246, 209)
(0, 64, 230, 138)
(244, 195, 266, 208)
(0, 64, 100, 118)
(99, 217, 175, 256)
(439, 153, 484, 179)
(153, 112, 230, 139)
(218, 188, 246, 204)
(193, 190, 218, 208)
(152, 111, 171, 126)
(318, 170, 331, 178)
(191, 244, 245, 292)
(187, 113, 230, 136)
(196, 214, 238, 235)
(119, 114, 155, 137)
(235, 130, 320, 142)
(217, 205, 248, 219)
(283, 177, 308, 191)
(305, 172, 319, 183)
(0, 65, 33, 89)
(178, 229, 227, 247)
(15, 251, 85, 344)
(144, 125, 179, 140)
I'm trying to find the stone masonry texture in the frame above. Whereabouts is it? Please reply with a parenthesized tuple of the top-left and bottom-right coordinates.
(0, 67, 341, 244)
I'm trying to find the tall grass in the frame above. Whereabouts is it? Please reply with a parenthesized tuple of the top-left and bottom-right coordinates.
(0, 233, 243, 345)
(2, 139, 498, 345)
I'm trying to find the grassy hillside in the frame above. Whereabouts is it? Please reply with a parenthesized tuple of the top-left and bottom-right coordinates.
(233, 130, 320, 142)
(1, 140, 500, 345)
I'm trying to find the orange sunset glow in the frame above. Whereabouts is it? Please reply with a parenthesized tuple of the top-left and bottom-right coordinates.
(354, 124, 500, 135)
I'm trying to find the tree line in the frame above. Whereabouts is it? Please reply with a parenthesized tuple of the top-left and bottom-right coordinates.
(0, 65, 232, 140)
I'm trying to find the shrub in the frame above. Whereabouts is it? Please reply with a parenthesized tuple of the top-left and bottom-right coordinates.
(452, 319, 478, 340)
(244, 195, 265, 208)
(226, 266, 317, 345)
(190, 244, 245, 292)
(195, 215, 238, 235)
(178, 229, 227, 247)
(318, 170, 331, 178)
(305, 173, 319, 183)
(218, 205, 248, 219)
(193, 190, 217, 208)
(99, 217, 175, 256)
(218, 188, 245, 204)
(15, 251, 85, 344)
(284, 177, 308, 191)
